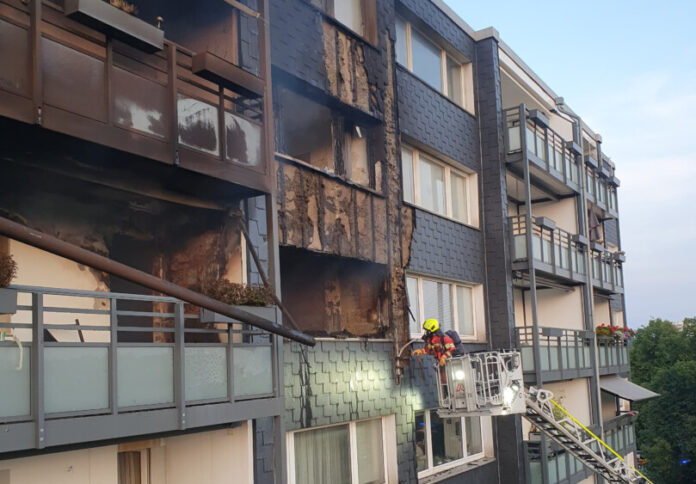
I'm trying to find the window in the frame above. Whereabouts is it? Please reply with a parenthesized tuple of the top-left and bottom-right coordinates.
(310, 0, 378, 44)
(402, 146, 479, 227)
(118, 450, 150, 484)
(288, 418, 391, 484)
(406, 274, 483, 340)
(415, 410, 488, 477)
(395, 17, 475, 113)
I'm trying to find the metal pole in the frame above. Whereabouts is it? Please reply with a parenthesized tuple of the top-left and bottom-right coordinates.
(0, 216, 315, 346)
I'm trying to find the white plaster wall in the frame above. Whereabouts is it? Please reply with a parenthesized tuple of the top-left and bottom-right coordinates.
(0, 446, 117, 484)
(530, 198, 578, 234)
(549, 113, 574, 144)
(594, 299, 611, 326)
(8, 239, 109, 343)
(545, 378, 592, 427)
(518, 287, 584, 331)
(0, 425, 253, 484)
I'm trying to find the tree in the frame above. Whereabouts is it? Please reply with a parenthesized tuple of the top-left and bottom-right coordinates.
(631, 318, 696, 483)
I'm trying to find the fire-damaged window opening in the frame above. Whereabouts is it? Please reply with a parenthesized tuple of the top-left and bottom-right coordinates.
(308, 0, 378, 45)
(275, 86, 381, 191)
(279, 246, 388, 337)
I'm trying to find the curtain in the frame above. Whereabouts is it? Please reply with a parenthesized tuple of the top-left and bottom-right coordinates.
(356, 419, 385, 484)
(117, 451, 141, 484)
(294, 425, 351, 484)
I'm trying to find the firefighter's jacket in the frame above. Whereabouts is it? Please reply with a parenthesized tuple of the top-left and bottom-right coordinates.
(423, 332, 455, 360)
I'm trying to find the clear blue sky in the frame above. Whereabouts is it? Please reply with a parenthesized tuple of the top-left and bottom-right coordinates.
(445, 0, 696, 326)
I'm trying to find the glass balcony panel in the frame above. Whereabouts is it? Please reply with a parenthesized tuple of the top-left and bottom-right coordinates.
(44, 347, 109, 414)
(577, 252, 586, 274)
(629, 425, 635, 444)
(112, 66, 168, 139)
(526, 128, 535, 155)
(234, 345, 273, 397)
(558, 453, 567, 480)
(185, 346, 228, 402)
(540, 346, 550, 371)
(562, 347, 569, 369)
(521, 346, 535, 371)
(118, 347, 174, 407)
(529, 461, 542, 484)
(514, 235, 527, 260)
(225, 112, 262, 167)
(610, 348, 617, 366)
(583, 347, 590, 368)
(549, 347, 559, 370)
(599, 347, 607, 366)
(508, 126, 521, 152)
(554, 149, 563, 171)
(542, 238, 553, 264)
(618, 429, 625, 449)
(560, 246, 569, 270)
(532, 235, 542, 260)
(177, 94, 220, 156)
(571, 249, 578, 272)
(0, 346, 31, 418)
(536, 133, 546, 161)
(548, 456, 558, 483)
(567, 347, 577, 369)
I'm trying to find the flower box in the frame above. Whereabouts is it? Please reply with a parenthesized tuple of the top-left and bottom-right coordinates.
(64, 0, 164, 52)
(0, 288, 17, 315)
(200, 306, 277, 325)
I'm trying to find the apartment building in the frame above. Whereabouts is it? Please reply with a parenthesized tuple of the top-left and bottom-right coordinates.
(0, 0, 651, 483)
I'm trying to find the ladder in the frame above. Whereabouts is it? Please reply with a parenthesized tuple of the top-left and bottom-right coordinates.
(437, 352, 653, 484)
(525, 387, 649, 483)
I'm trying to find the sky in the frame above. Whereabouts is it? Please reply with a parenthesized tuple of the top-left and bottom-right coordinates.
(445, 0, 696, 327)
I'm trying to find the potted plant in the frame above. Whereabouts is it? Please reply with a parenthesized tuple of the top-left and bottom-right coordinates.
(200, 279, 276, 324)
(0, 254, 18, 314)
(64, 0, 164, 52)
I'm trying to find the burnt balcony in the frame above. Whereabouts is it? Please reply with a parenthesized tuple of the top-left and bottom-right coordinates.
(504, 105, 581, 197)
(0, 0, 272, 194)
(510, 215, 588, 286)
(515, 326, 594, 383)
(603, 413, 637, 457)
(585, 166, 619, 219)
(0, 285, 280, 454)
(597, 337, 630, 376)
(591, 249, 624, 294)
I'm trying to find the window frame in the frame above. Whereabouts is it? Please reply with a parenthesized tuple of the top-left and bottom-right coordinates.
(416, 410, 487, 478)
(310, 0, 378, 45)
(402, 145, 479, 228)
(406, 273, 483, 340)
(287, 417, 392, 484)
(396, 17, 475, 114)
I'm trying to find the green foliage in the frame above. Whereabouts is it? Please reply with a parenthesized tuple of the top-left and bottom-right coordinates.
(631, 318, 696, 483)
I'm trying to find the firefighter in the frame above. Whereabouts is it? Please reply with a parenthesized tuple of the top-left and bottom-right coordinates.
(411, 318, 456, 367)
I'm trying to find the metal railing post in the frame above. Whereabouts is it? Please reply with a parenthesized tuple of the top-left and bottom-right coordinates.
(174, 302, 186, 430)
(110, 298, 118, 415)
(31, 292, 45, 449)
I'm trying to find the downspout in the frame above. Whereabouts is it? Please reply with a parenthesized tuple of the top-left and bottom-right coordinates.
(553, 98, 603, 438)
(0, 216, 316, 347)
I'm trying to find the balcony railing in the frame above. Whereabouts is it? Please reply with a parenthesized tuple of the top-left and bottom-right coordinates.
(0, 285, 280, 454)
(597, 337, 630, 375)
(515, 326, 594, 383)
(585, 166, 619, 219)
(603, 413, 637, 457)
(504, 106, 581, 195)
(591, 250, 624, 294)
(510, 215, 588, 284)
(524, 440, 592, 484)
(0, 0, 271, 193)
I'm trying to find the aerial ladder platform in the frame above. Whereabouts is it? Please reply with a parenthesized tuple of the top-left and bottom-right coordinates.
(435, 351, 652, 484)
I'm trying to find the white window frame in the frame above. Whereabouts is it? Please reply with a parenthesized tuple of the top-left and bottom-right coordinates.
(416, 410, 487, 478)
(402, 145, 479, 228)
(287, 417, 394, 484)
(406, 273, 484, 341)
(397, 18, 475, 114)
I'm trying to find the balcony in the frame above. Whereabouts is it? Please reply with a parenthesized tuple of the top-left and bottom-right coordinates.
(0, 285, 280, 454)
(524, 439, 592, 484)
(597, 337, 630, 376)
(504, 106, 581, 196)
(591, 249, 624, 294)
(603, 413, 637, 457)
(0, 0, 272, 193)
(585, 166, 619, 219)
(510, 215, 588, 286)
(515, 326, 594, 383)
